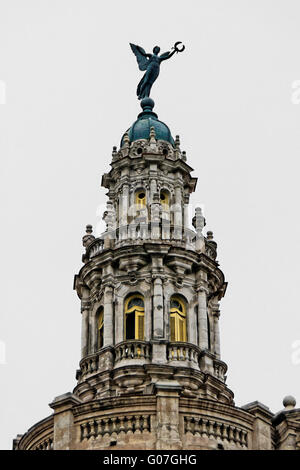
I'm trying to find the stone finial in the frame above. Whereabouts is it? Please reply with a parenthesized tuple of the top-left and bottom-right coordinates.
(194, 207, 205, 232)
(175, 135, 180, 148)
(207, 231, 214, 240)
(149, 125, 157, 149)
(194, 207, 205, 253)
(150, 126, 156, 141)
(112, 146, 118, 161)
(82, 224, 95, 248)
(122, 132, 130, 148)
(182, 150, 187, 162)
(283, 395, 296, 410)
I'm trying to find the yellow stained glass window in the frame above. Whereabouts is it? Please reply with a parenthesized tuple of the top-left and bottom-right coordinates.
(124, 295, 145, 340)
(135, 191, 146, 209)
(170, 296, 187, 342)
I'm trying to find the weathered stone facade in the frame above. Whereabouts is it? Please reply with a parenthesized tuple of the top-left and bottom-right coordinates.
(13, 99, 300, 451)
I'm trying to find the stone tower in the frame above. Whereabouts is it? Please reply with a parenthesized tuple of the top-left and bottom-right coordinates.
(13, 98, 300, 452)
(72, 97, 232, 449)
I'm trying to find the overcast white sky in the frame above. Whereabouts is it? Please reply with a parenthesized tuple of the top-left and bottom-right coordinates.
(1, 0, 300, 450)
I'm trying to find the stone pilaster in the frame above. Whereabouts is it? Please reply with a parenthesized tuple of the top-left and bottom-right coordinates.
(197, 287, 208, 350)
(173, 185, 182, 240)
(242, 401, 273, 450)
(153, 275, 164, 339)
(155, 380, 182, 450)
(213, 310, 221, 359)
(183, 193, 189, 233)
(80, 298, 90, 358)
(49, 393, 82, 450)
(120, 184, 129, 239)
(150, 178, 157, 203)
(150, 193, 161, 239)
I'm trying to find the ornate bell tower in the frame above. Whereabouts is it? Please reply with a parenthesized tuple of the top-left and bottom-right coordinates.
(74, 96, 230, 411)
(14, 44, 300, 452)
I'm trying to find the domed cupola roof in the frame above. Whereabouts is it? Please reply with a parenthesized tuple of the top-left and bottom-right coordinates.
(121, 98, 175, 147)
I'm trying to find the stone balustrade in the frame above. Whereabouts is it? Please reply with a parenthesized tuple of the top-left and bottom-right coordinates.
(86, 238, 104, 259)
(213, 358, 227, 381)
(79, 354, 99, 378)
(79, 342, 152, 379)
(80, 415, 151, 440)
(184, 416, 248, 448)
(116, 223, 196, 245)
(78, 343, 226, 383)
(114, 340, 152, 363)
(83, 224, 219, 262)
(167, 342, 200, 365)
(85, 225, 197, 259)
(32, 437, 53, 450)
(205, 243, 217, 260)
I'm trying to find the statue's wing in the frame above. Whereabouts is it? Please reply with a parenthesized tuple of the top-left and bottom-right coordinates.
(159, 51, 171, 60)
(130, 43, 149, 71)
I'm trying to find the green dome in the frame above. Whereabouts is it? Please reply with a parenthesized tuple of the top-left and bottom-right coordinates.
(121, 98, 175, 147)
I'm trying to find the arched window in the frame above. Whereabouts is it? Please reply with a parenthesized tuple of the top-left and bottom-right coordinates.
(160, 190, 169, 210)
(97, 307, 104, 349)
(170, 296, 187, 342)
(124, 295, 144, 340)
(135, 190, 146, 209)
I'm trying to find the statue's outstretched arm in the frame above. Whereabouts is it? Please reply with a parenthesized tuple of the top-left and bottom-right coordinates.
(159, 42, 185, 62)
(159, 49, 177, 61)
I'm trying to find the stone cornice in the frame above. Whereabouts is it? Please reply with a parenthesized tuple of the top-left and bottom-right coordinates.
(242, 401, 274, 424)
(16, 414, 54, 450)
(180, 397, 255, 429)
(72, 395, 157, 420)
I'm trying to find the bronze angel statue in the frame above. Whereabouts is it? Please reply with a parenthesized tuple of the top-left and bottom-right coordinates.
(130, 42, 185, 100)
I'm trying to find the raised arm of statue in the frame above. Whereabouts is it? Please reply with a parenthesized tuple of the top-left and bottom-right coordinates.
(159, 42, 185, 62)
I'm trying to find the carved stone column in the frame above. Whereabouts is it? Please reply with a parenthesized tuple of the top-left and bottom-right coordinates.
(81, 303, 90, 358)
(211, 298, 221, 358)
(150, 178, 157, 203)
(151, 193, 161, 239)
(103, 285, 114, 346)
(120, 184, 129, 239)
(80, 287, 90, 358)
(153, 275, 164, 338)
(197, 287, 208, 350)
(173, 185, 182, 240)
(183, 194, 189, 232)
